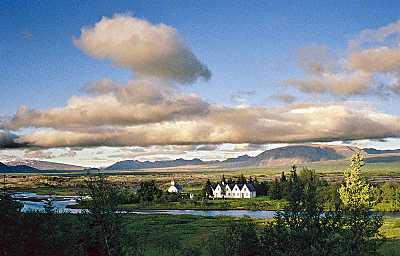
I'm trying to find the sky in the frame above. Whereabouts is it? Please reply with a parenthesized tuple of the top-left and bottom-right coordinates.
(1, 1, 400, 167)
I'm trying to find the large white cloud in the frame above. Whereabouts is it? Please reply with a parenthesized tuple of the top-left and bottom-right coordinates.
(4, 79, 210, 130)
(74, 14, 211, 84)
(8, 102, 400, 148)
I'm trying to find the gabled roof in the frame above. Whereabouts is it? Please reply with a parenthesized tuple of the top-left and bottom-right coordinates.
(211, 183, 219, 190)
(227, 183, 235, 190)
(170, 183, 182, 190)
(210, 182, 256, 192)
(244, 183, 256, 192)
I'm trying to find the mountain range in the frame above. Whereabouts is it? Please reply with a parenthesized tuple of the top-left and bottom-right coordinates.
(5, 160, 85, 171)
(2, 144, 400, 172)
(105, 144, 395, 170)
(0, 162, 40, 173)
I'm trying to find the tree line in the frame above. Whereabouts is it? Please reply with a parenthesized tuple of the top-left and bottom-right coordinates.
(205, 153, 384, 256)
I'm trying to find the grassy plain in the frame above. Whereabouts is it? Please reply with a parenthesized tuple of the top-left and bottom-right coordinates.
(123, 214, 400, 255)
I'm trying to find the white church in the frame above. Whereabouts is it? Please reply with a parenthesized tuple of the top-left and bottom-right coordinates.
(167, 180, 183, 193)
(211, 182, 256, 199)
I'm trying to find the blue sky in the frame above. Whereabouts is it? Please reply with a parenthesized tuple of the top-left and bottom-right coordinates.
(1, 1, 400, 166)
(2, 0, 400, 113)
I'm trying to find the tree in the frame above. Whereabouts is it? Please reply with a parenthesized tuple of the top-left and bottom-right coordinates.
(279, 171, 289, 199)
(338, 152, 383, 255)
(339, 153, 376, 210)
(253, 178, 268, 196)
(221, 175, 227, 184)
(261, 155, 384, 256)
(279, 171, 287, 183)
(262, 167, 334, 256)
(205, 221, 260, 256)
(237, 174, 247, 184)
(203, 179, 213, 199)
(271, 177, 281, 200)
(136, 180, 162, 202)
(0, 192, 24, 256)
(83, 173, 126, 256)
(221, 185, 226, 199)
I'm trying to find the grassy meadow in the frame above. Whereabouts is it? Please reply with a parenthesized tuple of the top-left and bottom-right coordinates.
(124, 214, 400, 256)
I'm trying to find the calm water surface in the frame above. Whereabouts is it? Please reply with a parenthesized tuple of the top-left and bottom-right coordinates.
(12, 192, 400, 219)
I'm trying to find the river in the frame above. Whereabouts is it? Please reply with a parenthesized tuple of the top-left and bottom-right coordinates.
(11, 192, 400, 219)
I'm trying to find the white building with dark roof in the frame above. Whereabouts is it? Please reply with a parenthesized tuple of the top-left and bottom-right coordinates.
(167, 180, 183, 193)
(211, 182, 256, 199)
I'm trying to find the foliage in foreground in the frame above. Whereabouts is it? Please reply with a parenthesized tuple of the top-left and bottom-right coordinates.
(0, 154, 389, 255)
(208, 153, 384, 256)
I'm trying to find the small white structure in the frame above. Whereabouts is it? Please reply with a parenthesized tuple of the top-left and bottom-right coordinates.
(167, 180, 183, 193)
(211, 182, 256, 199)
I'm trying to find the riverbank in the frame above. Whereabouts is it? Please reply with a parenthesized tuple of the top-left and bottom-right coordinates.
(15, 190, 400, 213)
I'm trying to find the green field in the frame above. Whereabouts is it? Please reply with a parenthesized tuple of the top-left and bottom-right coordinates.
(118, 196, 287, 211)
(123, 214, 400, 255)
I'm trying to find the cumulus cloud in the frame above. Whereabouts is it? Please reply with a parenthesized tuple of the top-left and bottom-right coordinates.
(349, 46, 400, 73)
(287, 21, 400, 97)
(349, 20, 400, 49)
(10, 103, 400, 148)
(4, 79, 210, 130)
(286, 71, 373, 96)
(74, 14, 211, 84)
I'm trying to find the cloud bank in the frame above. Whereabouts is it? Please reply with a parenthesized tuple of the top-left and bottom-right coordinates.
(4, 102, 399, 148)
(5, 79, 209, 130)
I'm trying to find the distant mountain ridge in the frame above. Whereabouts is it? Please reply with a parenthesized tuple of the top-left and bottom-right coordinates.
(105, 144, 363, 170)
(0, 162, 40, 173)
(363, 148, 400, 155)
(105, 158, 206, 170)
(6, 160, 85, 171)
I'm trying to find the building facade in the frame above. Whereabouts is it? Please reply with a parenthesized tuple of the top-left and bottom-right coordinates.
(211, 183, 256, 199)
